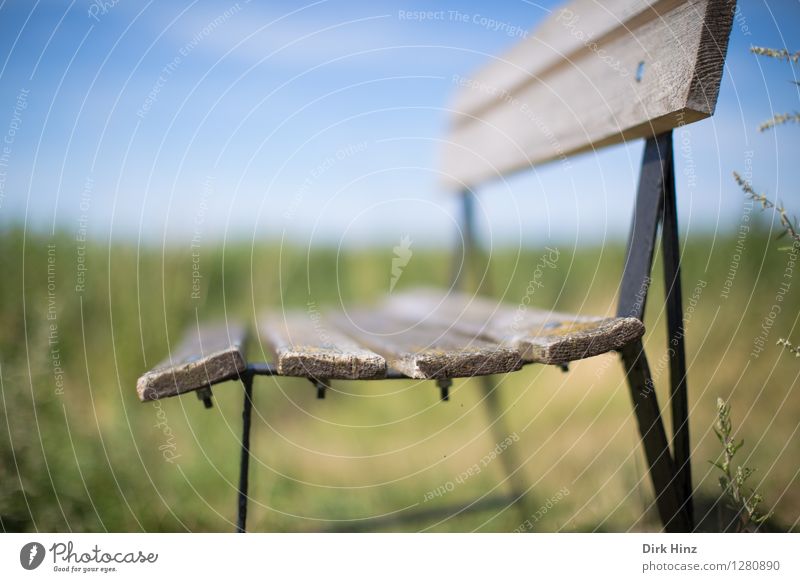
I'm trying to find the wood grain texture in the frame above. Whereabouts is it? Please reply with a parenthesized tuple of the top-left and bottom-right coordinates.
(259, 312, 386, 379)
(331, 310, 524, 379)
(385, 289, 645, 365)
(136, 323, 248, 401)
(442, 0, 735, 189)
(452, 0, 663, 116)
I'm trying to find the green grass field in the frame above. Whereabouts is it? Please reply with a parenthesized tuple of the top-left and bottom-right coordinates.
(1, 221, 798, 532)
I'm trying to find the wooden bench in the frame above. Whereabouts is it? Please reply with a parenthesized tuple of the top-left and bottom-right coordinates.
(137, 0, 735, 532)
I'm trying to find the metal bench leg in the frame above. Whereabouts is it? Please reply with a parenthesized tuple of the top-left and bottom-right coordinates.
(236, 372, 254, 533)
(661, 147, 694, 529)
(620, 341, 691, 532)
(617, 132, 693, 531)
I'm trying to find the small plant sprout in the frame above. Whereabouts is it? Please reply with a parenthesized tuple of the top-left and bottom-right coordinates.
(733, 173, 800, 246)
(759, 112, 800, 132)
(710, 398, 773, 531)
(749, 46, 800, 62)
(734, 46, 800, 244)
(776, 338, 800, 357)
(748, 47, 800, 131)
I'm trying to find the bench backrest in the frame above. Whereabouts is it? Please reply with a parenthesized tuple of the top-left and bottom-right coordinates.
(441, 0, 736, 190)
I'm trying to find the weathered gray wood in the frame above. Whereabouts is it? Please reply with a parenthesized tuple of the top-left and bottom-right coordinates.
(136, 323, 248, 401)
(453, 0, 661, 115)
(385, 289, 645, 365)
(259, 312, 386, 379)
(331, 310, 524, 379)
(442, 0, 735, 188)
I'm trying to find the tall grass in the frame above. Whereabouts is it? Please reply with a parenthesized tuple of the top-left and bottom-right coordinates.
(1, 221, 798, 532)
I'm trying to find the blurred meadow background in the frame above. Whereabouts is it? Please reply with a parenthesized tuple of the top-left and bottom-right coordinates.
(2, 225, 799, 532)
(1, 0, 799, 532)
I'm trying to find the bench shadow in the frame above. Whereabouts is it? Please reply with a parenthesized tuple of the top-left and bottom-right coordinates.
(302, 492, 793, 533)
(309, 493, 523, 533)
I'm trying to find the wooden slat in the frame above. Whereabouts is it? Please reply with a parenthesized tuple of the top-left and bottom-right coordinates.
(259, 312, 386, 379)
(136, 323, 248, 401)
(453, 0, 663, 116)
(442, 0, 735, 188)
(331, 310, 524, 380)
(385, 289, 645, 365)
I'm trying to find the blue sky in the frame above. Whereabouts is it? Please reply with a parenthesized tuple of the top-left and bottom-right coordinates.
(0, 0, 798, 249)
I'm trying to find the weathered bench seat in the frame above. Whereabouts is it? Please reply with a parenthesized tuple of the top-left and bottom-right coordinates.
(136, 323, 248, 402)
(137, 290, 643, 400)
